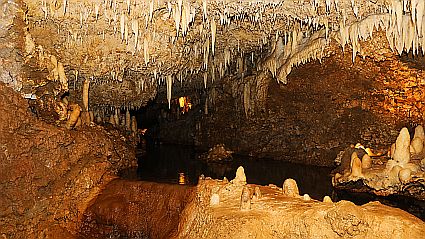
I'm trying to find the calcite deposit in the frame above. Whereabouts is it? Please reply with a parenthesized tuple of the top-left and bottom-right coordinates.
(333, 126, 425, 200)
(177, 167, 425, 239)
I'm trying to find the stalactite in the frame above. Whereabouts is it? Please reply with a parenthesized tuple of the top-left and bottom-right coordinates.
(243, 82, 250, 117)
(166, 74, 172, 109)
(83, 79, 90, 112)
(112, 108, 119, 126)
(211, 18, 216, 55)
(125, 109, 131, 130)
(131, 116, 137, 133)
(143, 35, 149, 66)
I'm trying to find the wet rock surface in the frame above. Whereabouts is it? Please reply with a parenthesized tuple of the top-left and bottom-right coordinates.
(0, 82, 137, 238)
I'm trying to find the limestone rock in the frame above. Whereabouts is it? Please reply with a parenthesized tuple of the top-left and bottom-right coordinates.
(349, 153, 363, 178)
(303, 194, 311, 201)
(411, 126, 424, 155)
(325, 201, 367, 237)
(231, 166, 246, 186)
(388, 164, 402, 184)
(398, 168, 412, 184)
(240, 186, 251, 211)
(361, 154, 372, 169)
(323, 196, 333, 203)
(414, 125, 425, 140)
(282, 178, 299, 197)
(210, 193, 220, 206)
(393, 128, 411, 164)
(390, 143, 396, 158)
(252, 186, 262, 200)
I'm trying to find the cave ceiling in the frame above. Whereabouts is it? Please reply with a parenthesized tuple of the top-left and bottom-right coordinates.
(9, 0, 425, 109)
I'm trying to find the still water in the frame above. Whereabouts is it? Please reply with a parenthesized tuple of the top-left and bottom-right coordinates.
(121, 142, 424, 220)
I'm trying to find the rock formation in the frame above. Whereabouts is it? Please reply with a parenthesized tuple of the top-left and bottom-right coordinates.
(333, 127, 425, 201)
(282, 178, 300, 197)
(0, 82, 137, 238)
(177, 169, 425, 239)
(231, 166, 247, 186)
(392, 127, 411, 165)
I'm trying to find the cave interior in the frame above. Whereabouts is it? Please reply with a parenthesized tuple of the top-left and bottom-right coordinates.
(1, 0, 425, 238)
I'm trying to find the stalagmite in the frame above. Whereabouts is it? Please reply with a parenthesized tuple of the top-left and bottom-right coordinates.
(393, 127, 411, 165)
(399, 168, 412, 183)
(323, 196, 333, 203)
(253, 186, 262, 200)
(282, 178, 299, 197)
(411, 125, 424, 154)
(231, 166, 246, 186)
(361, 154, 372, 169)
(66, 104, 81, 130)
(109, 114, 116, 126)
(89, 111, 94, 123)
(240, 186, 251, 211)
(75, 116, 82, 127)
(388, 165, 402, 184)
(349, 152, 363, 178)
(303, 194, 311, 201)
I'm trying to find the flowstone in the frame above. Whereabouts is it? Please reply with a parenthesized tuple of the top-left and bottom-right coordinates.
(177, 169, 425, 239)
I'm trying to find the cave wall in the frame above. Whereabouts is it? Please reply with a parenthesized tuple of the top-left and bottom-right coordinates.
(0, 82, 137, 238)
(157, 46, 425, 166)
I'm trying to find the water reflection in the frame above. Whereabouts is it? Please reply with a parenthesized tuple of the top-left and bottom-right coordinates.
(121, 142, 424, 220)
(131, 142, 333, 201)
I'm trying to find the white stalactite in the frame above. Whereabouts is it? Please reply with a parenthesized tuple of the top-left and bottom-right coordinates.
(211, 18, 217, 55)
(166, 75, 173, 109)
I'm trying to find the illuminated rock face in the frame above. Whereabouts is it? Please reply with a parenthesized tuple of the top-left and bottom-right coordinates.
(178, 171, 425, 239)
